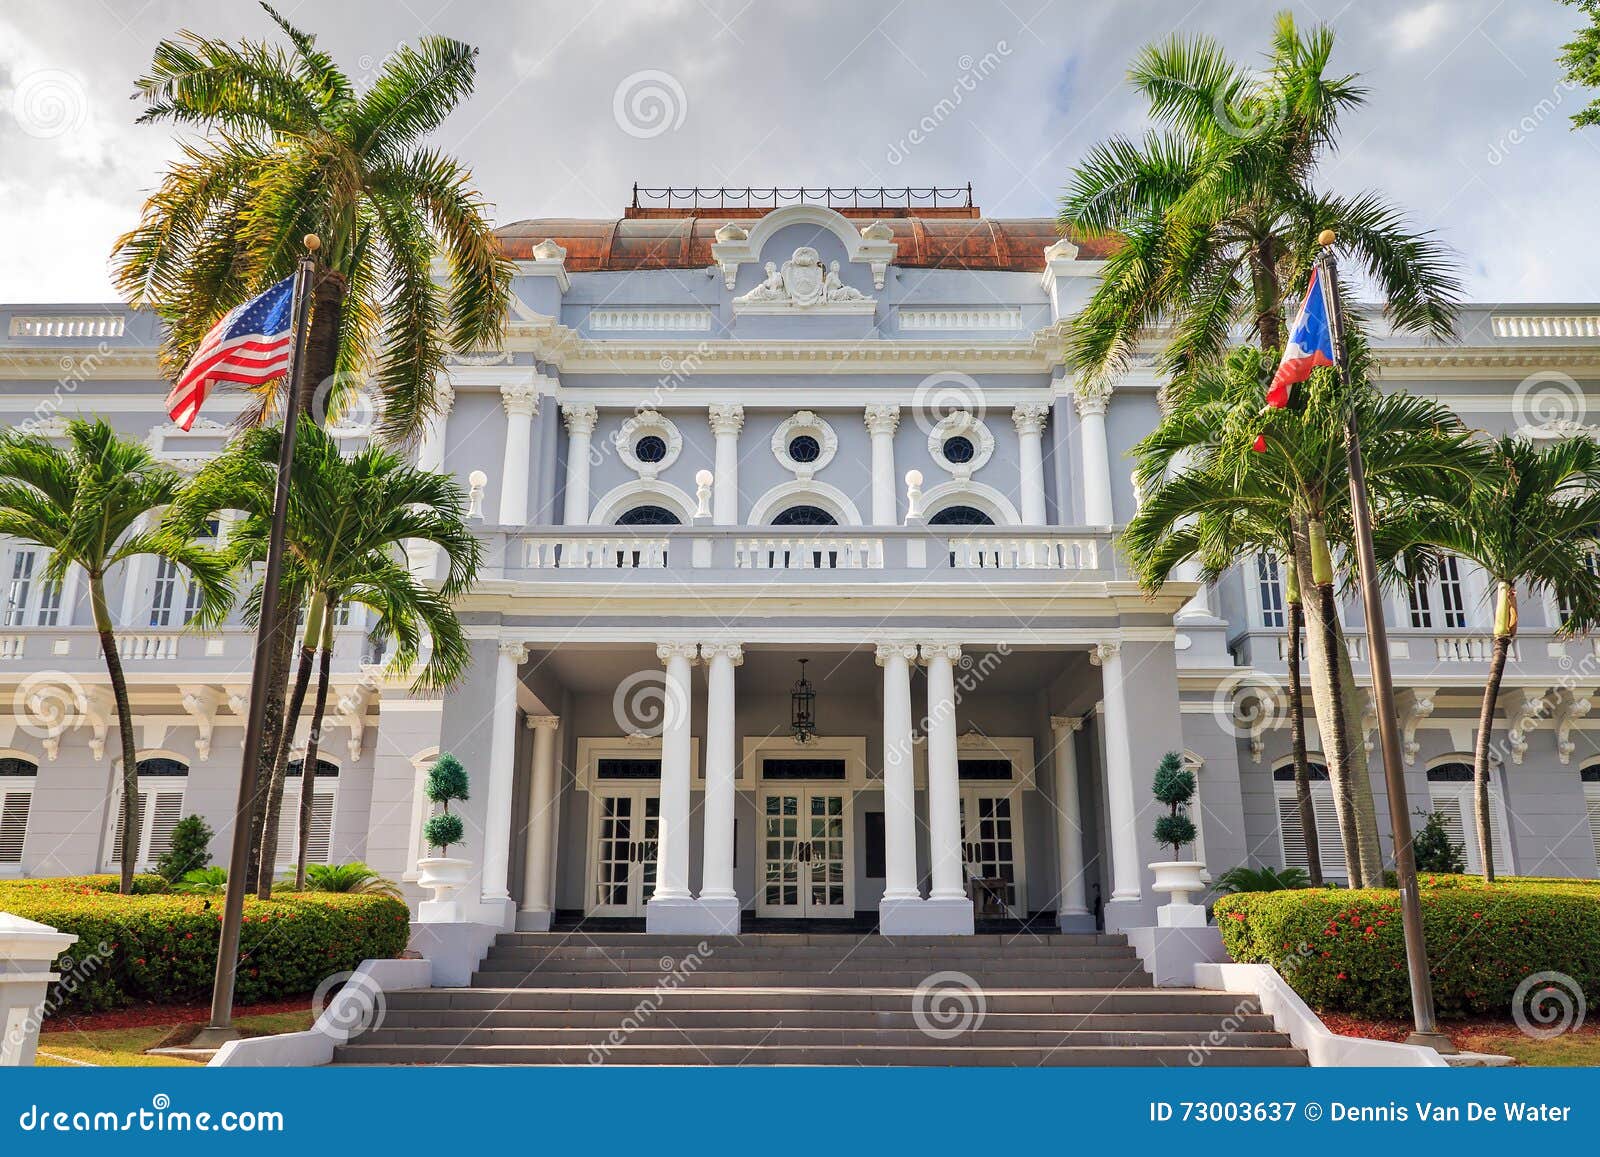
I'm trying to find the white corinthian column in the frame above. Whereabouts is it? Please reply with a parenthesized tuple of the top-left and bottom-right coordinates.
(1074, 385, 1114, 526)
(561, 403, 598, 525)
(864, 404, 900, 525)
(1013, 403, 1050, 525)
(920, 643, 975, 934)
(498, 381, 539, 526)
(646, 641, 700, 932)
(708, 404, 743, 526)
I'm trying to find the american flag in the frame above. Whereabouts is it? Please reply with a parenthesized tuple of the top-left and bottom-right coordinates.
(166, 276, 297, 431)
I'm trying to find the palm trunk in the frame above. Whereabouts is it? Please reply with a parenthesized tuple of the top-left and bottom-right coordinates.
(1284, 557, 1323, 886)
(1474, 582, 1515, 883)
(294, 601, 336, 890)
(244, 588, 299, 892)
(90, 574, 140, 894)
(1295, 515, 1364, 886)
(256, 593, 323, 897)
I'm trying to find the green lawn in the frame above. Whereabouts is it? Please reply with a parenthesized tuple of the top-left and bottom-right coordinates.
(36, 1009, 315, 1067)
(1456, 1029, 1600, 1067)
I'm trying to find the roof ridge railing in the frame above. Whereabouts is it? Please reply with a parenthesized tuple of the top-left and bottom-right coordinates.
(629, 184, 973, 211)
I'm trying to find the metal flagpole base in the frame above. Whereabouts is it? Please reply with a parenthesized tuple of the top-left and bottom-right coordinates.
(1405, 1030, 1458, 1055)
(188, 1025, 244, 1049)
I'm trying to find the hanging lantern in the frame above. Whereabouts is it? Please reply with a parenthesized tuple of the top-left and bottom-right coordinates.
(791, 658, 817, 743)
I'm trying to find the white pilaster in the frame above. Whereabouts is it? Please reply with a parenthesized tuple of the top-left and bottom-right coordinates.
(417, 378, 455, 473)
(1074, 387, 1114, 526)
(920, 643, 974, 933)
(646, 641, 699, 931)
(875, 642, 921, 918)
(497, 381, 539, 526)
(698, 642, 742, 932)
(1092, 642, 1141, 905)
(1049, 715, 1094, 930)
(1013, 403, 1050, 525)
(1171, 449, 1215, 620)
(708, 404, 743, 526)
(864, 404, 900, 525)
(517, 714, 560, 931)
(479, 641, 528, 926)
(561, 404, 598, 526)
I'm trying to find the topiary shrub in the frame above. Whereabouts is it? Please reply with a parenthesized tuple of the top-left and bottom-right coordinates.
(423, 752, 470, 855)
(1215, 874, 1600, 1019)
(0, 875, 409, 1015)
(1151, 751, 1197, 858)
(155, 814, 214, 885)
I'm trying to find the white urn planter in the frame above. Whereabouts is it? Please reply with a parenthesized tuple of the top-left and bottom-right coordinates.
(1149, 860, 1209, 928)
(416, 856, 473, 924)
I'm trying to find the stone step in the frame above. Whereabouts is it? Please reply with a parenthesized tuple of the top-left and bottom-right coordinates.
(467, 968, 1154, 989)
(333, 1042, 1306, 1066)
(351, 1025, 1295, 1049)
(483, 943, 1140, 962)
(497, 931, 1127, 948)
(375, 1007, 1279, 1032)
(477, 951, 1140, 972)
(384, 987, 1237, 1014)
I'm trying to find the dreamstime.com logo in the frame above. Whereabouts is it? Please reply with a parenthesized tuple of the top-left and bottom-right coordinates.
(1212, 671, 1286, 741)
(9, 69, 87, 139)
(1512, 369, 1586, 432)
(910, 370, 986, 435)
(612, 668, 689, 738)
(912, 970, 987, 1040)
(612, 70, 687, 139)
(16, 1095, 284, 1134)
(310, 970, 386, 1043)
(12, 671, 86, 744)
(309, 371, 382, 438)
(1511, 971, 1587, 1040)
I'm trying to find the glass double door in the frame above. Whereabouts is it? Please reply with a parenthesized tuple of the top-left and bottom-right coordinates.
(757, 788, 853, 918)
(586, 787, 660, 917)
(959, 788, 1025, 914)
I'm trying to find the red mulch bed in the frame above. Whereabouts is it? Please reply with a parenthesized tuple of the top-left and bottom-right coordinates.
(1321, 1012, 1600, 1054)
(42, 996, 313, 1035)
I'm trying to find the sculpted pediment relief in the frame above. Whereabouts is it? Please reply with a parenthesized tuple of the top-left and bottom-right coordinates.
(733, 246, 875, 315)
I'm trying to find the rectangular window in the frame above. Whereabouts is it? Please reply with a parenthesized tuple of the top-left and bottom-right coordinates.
(1438, 555, 1467, 629)
(106, 778, 186, 869)
(180, 519, 220, 626)
(1408, 572, 1433, 628)
(4, 549, 36, 628)
(277, 776, 339, 866)
(0, 788, 32, 864)
(1275, 787, 1349, 878)
(149, 560, 179, 627)
(1256, 553, 1285, 628)
(35, 576, 62, 626)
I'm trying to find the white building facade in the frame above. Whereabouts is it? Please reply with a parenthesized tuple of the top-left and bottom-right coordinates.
(2, 190, 1599, 935)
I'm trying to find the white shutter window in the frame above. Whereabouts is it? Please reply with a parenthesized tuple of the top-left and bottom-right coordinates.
(0, 790, 31, 863)
(1586, 787, 1600, 871)
(109, 790, 147, 865)
(1274, 764, 1348, 879)
(276, 779, 302, 866)
(308, 791, 335, 862)
(1427, 779, 1512, 875)
(278, 761, 339, 867)
(148, 791, 184, 859)
(106, 764, 188, 870)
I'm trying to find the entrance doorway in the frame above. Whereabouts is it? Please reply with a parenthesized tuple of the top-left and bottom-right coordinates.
(756, 788, 853, 918)
(584, 786, 659, 917)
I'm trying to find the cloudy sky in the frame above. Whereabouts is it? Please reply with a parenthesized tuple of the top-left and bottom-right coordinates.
(1, 0, 1596, 303)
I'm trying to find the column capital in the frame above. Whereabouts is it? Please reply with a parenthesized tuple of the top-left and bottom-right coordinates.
(562, 402, 598, 435)
(500, 380, 540, 418)
(656, 641, 701, 663)
(1012, 402, 1050, 435)
(498, 640, 530, 664)
(864, 403, 901, 435)
(434, 377, 456, 414)
(708, 402, 745, 435)
(1072, 383, 1110, 418)
(1090, 641, 1121, 666)
(1049, 714, 1086, 734)
(874, 641, 920, 665)
(701, 641, 744, 665)
(919, 642, 963, 664)
(525, 714, 560, 731)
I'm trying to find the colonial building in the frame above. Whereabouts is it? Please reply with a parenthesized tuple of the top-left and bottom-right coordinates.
(2, 188, 1598, 936)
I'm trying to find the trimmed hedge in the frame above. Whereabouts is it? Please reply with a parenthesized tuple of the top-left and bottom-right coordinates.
(0, 875, 409, 1015)
(1215, 874, 1600, 1019)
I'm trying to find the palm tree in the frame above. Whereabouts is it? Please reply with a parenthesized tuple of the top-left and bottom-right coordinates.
(1061, 13, 1464, 881)
(1124, 348, 1482, 884)
(170, 420, 480, 892)
(1378, 436, 1600, 881)
(0, 420, 231, 893)
(112, 4, 512, 884)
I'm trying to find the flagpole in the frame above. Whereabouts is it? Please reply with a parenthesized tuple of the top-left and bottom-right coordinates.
(1316, 229, 1453, 1054)
(195, 237, 321, 1047)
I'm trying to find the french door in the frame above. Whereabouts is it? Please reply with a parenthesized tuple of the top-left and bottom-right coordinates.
(757, 788, 853, 918)
(959, 788, 1025, 914)
(585, 787, 660, 917)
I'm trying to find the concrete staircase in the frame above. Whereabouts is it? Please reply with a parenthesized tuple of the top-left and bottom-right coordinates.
(333, 931, 1306, 1066)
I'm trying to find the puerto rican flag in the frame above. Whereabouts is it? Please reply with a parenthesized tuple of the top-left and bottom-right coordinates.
(165, 277, 296, 431)
(1267, 264, 1336, 408)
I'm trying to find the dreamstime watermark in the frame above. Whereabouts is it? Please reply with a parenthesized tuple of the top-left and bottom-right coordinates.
(1211, 71, 1288, 140)
(4, 941, 111, 1062)
(1211, 670, 1287, 744)
(612, 70, 687, 139)
(912, 970, 987, 1039)
(588, 943, 713, 1063)
(15, 345, 112, 436)
(1487, 53, 1595, 165)
(1186, 940, 1315, 1066)
(885, 43, 1012, 165)
(310, 969, 387, 1043)
(309, 371, 382, 438)
(910, 370, 987, 435)
(1512, 369, 1586, 432)
(1511, 970, 1587, 1040)
(9, 69, 87, 139)
(612, 667, 690, 738)
(13, 671, 86, 748)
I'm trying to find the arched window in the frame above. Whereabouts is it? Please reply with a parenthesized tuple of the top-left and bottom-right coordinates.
(0, 757, 37, 865)
(772, 505, 837, 526)
(615, 505, 682, 526)
(1271, 759, 1346, 877)
(1582, 765, 1600, 870)
(929, 505, 995, 526)
(1425, 760, 1511, 873)
(135, 757, 189, 777)
(107, 758, 190, 870)
(279, 760, 340, 866)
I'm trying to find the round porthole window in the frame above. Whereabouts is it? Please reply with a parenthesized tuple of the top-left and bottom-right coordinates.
(787, 434, 822, 464)
(942, 435, 976, 464)
(634, 435, 668, 463)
